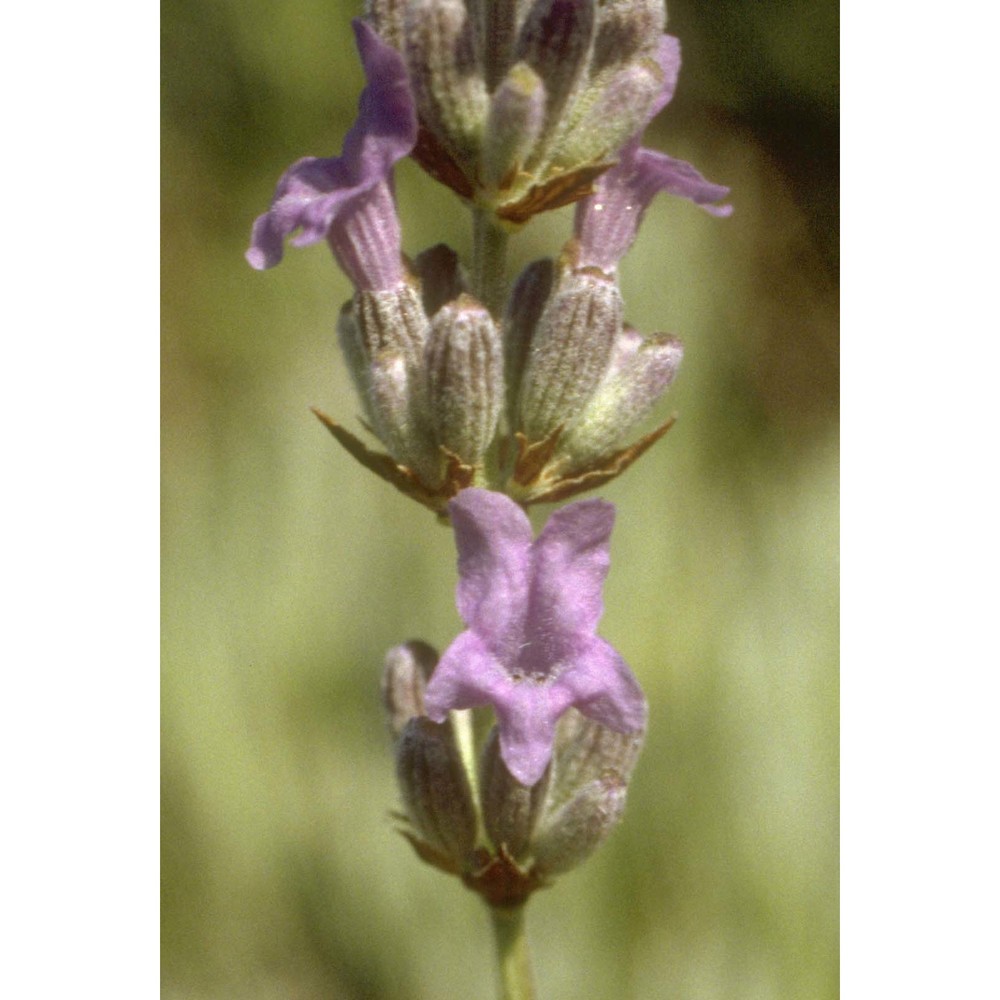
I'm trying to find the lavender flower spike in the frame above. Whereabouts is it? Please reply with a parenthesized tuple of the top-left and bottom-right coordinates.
(246, 20, 417, 288)
(424, 489, 647, 786)
(574, 36, 732, 273)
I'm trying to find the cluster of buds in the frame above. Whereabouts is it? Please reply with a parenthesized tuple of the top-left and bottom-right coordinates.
(367, 0, 682, 224)
(500, 240, 686, 503)
(383, 646, 643, 905)
(325, 232, 687, 511)
(248, 9, 729, 515)
(328, 242, 505, 506)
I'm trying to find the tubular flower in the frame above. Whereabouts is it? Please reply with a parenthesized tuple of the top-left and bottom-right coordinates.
(423, 488, 646, 786)
(573, 36, 732, 273)
(573, 135, 733, 273)
(246, 19, 417, 288)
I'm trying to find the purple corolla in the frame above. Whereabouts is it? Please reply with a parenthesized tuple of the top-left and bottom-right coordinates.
(246, 20, 417, 290)
(424, 489, 647, 786)
(574, 35, 732, 273)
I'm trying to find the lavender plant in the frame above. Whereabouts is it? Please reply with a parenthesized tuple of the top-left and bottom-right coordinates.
(248, 3, 729, 996)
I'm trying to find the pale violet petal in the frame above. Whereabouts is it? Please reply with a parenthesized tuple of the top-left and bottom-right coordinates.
(492, 682, 576, 786)
(246, 20, 416, 283)
(523, 498, 615, 667)
(423, 630, 511, 720)
(574, 139, 732, 271)
(554, 636, 647, 734)
(448, 489, 533, 657)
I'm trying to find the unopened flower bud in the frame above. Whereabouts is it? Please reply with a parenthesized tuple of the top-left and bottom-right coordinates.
(517, 264, 622, 441)
(345, 286, 442, 482)
(412, 243, 468, 318)
(556, 61, 666, 169)
(591, 0, 665, 75)
(503, 257, 555, 425)
(337, 304, 379, 428)
(425, 293, 503, 466)
(481, 62, 546, 191)
(479, 728, 549, 860)
(549, 708, 645, 798)
(561, 331, 683, 465)
(396, 716, 478, 868)
(516, 0, 596, 143)
(466, 0, 523, 89)
(363, 0, 407, 50)
(381, 641, 439, 739)
(353, 284, 429, 370)
(532, 775, 628, 875)
(367, 348, 422, 462)
(405, 0, 489, 164)
(530, 709, 644, 876)
(338, 305, 432, 477)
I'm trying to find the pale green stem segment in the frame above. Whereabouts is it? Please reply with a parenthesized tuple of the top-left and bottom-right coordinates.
(472, 207, 511, 317)
(452, 707, 481, 806)
(489, 904, 537, 1000)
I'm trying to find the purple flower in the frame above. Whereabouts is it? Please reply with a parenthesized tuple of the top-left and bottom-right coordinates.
(423, 489, 647, 786)
(246, 20, 418, 290)
(574, 35, 732, 273)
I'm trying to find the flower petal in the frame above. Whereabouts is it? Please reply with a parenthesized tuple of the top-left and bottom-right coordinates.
(423, 629, 511, 719)
(574, 138, 732, 271)
(523, 498, 615, 667)
(572, 33, 730, 272)
(554, 636, 647, 734)
(323, 179, 406, 291)
(448, 489, 533, 656)
(492, 682, 575, 786)
(630, 146, 733, 216)
(245, 20, 417, 272)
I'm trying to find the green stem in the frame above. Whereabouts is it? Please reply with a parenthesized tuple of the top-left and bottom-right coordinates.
(489, 904, 537, 1000)
(472, 207, 510, 317)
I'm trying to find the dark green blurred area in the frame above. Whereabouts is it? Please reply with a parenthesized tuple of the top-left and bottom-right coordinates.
(162, 0, 838, 996)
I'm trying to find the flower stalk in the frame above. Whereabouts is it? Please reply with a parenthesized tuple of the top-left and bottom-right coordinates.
(472, 206, 511, 317)
(489, 903, 536, 1000)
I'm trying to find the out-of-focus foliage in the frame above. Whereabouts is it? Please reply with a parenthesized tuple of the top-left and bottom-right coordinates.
(162, 0, 838, 996)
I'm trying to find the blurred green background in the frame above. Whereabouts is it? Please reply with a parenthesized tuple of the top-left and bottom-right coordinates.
(161, 1, 838, 996)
